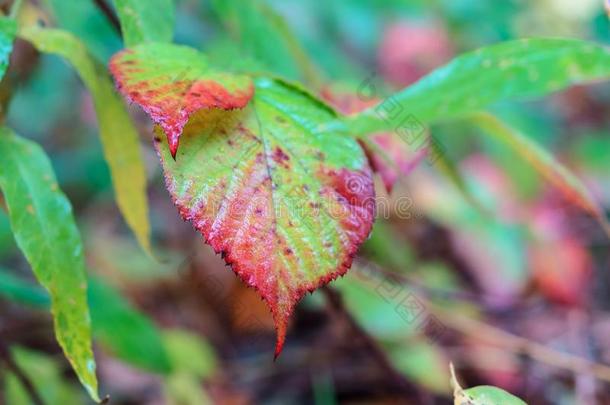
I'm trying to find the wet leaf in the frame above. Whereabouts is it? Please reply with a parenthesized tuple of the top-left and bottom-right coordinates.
(0, 129, 98, 401)
(349, 39, 610, 135)
(112, 0, 175, 47)
(20, 26, 152, 254)
(110, 42, 254, 157)
(156, 77, 375, 357)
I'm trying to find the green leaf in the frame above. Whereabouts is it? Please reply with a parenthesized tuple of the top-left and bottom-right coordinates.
(0, 129, 99, 401)
(112, 0, 175, 47)
(0, 16, 16, 81)
(20, 26, 152, 254)
(109, 42, 254, 157)
(451, 363, 527, 405)
(0, 269, 50, 308)
(0, 269, 171, 374)
(349, 39, 610, 135)
(211, 0, 320, 84)
(6, 347, 85, 405)
(469, 112, 610, 236)
(162, 330, 216, 405)
(89, 277, 172, 374)
(162, 329, 217, 379)
(43, 0, 122, 61)
(387, 340, 450, 394)
(458, 386, 528, 405)
(150, 74, 374, 357)
(164, 372, 213, 405)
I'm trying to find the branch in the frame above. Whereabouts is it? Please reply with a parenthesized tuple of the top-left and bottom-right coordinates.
(431, 303, 610, 383)
(92, 0, 121, 36)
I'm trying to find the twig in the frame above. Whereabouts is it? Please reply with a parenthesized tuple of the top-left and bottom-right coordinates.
(321, 286, 415, 396)
(92, 0, 121, 36)
(431, 303, 610, 383)
(0, 341, 45, 405)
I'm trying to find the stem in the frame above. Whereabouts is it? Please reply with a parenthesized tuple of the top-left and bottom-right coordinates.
(92, 0, 121, 36)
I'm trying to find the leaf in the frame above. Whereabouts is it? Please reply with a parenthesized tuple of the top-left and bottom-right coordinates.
(0, 16, 16, 81)
(154, 76, 375, 357)
(162, 330, 216, 405)
(0, 129, 99, 401)
(387, 340, 450, 394)
(349, 38, 610, 135)
(451, 363, 527, 405)
(470, 112, 610, 237)
(211, 0, 320, 84)
(163, 329, 217, 379)
(44, 0, 122, 61)
(112, 0, 175, 47)
(0, 269, 50, 309)
(320, 86, 426, 192)
(164, 372, 213, 405)
(20, 26, 152, 254)
(6, 347, 85, 405)
(109, 42, 254, 157)
(0, 269, 171, 374)
(88, 277, 172, 374)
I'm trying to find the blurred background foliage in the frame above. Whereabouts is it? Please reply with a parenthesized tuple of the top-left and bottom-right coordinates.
(1, 0, 610, 404)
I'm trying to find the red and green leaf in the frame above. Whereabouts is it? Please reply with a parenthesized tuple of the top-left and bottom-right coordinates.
(321, 86, 426, 192)
(110, 43, 254, 157)
(153, 77, 375, 356)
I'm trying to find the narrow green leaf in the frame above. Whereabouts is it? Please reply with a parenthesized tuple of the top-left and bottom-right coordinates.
(349, 39, 610, 135)
(0, 16, 16, 80)
(112, 0, 175, 47)
(470, 112, 610, 236)
(89, 277, 172, 374)
(211, 0, 320, 84)
(0, 129, 99, 401)
(20, 26, 152, 254)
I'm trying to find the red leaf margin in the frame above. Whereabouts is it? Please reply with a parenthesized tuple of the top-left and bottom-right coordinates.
(109, 49, 255, 158)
